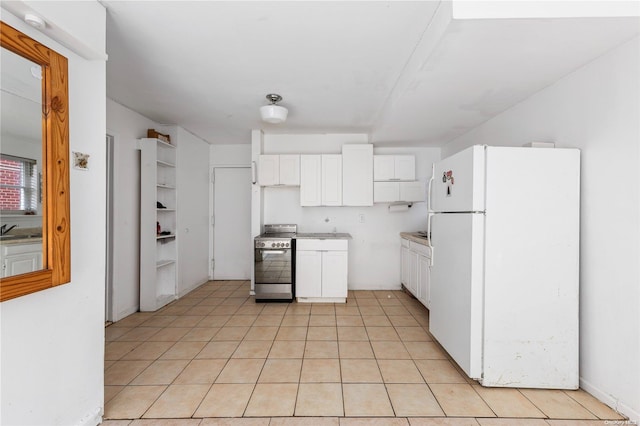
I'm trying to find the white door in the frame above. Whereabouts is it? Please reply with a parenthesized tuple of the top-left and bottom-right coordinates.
(258, 155, 279, 186)
(300, 155, 322, 206)
(400, 243, 410, 287)
(394, 155, 415, 180)
(321, 155, 342, 206)
(429, 213, 484, 379)
(321, 250, 348, 298)
(279, 155, 300, 185)
(432, 145, 485, 213)
(295, 250, 322, 297)
(213, 167, 252, 279)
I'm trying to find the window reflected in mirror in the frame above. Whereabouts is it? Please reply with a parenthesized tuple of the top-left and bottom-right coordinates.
(0, 46, 44, 278)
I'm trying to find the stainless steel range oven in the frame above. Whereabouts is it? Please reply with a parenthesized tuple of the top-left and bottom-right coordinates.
(254, 224, 296, 302)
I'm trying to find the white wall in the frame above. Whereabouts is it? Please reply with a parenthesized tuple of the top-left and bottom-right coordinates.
(262, 134, 440, 289)
(160, 126, 210, 296)
(106, 99, 161, 320)
(443, 37, 640, 422)
(0, 4, 107, 426)
(210, 144, 252, 166)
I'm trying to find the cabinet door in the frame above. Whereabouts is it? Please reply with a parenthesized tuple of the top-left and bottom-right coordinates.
(399, 181, 426, 202)
(296, 250, 322, 297)
(279, 155, 300, 186)
(321, 155, 342, 206)
(322, 250, 348, 298)
(342, 144, 373, 206)
(300, 155, 322, 206)
(408, 250, 418, 296)
(258, 155, 280, 186)
(417, 253, 430, 308)
(394, 156, 415, 180)
(373, 182, 399, 203)
(3, 252, 42, 277)
(373, 156, 395, 181)
(401, 244, 410, 286)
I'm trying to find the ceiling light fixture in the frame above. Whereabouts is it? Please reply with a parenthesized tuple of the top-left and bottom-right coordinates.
(260, 94, 288, 124)
(24, 13, 45, 30)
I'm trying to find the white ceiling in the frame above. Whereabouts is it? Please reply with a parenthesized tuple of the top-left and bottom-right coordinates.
(103, 1, 640, 146)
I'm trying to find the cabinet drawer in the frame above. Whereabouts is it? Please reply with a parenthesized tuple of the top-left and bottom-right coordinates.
(296, 239, 348, 251)
(3, 241, 42, 256)
(409, 241, 431, 257)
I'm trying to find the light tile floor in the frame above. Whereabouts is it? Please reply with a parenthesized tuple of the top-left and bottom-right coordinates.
(104, 280, 626, 425)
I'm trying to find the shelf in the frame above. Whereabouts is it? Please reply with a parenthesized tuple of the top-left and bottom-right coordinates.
(139, 136, 178, 312)
(156, 140, 175, 149)
(157, 160, 175, 168)
(156, 259, 175, 268)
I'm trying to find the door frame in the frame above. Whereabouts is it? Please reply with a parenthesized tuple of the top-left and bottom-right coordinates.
(209, 165, 251, 280)
(105, 133, 116, 322)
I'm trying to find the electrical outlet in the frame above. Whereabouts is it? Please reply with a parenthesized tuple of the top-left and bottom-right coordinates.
(358, 214, 365, 223)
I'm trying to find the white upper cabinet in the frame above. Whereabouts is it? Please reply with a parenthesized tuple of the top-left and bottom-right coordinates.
(322, 155, 342, 206)
(374, 181, 426, 203)
(374, 155, 415, 181)
(399, 181, 426, 202)
(258, 154, 300, 186)
(258, 155, 279, 186)
(300, 154, 342, 206)
(342, 144, 373, 206)
(300, 155, 322, 206)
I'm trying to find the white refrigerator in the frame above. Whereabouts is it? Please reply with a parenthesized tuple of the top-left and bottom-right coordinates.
(428, 145, 580, 389)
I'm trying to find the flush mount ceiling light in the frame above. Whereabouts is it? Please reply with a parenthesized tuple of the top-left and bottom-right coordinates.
(24, 13, 46, 29)
(260, 94, 288, 124)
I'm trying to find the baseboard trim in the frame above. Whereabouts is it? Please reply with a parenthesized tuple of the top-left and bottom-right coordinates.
(178, 279, 209, 298)
(115, 305, 138, 322)
(580, 377, 639, 423)
(73, 406, 102, 426)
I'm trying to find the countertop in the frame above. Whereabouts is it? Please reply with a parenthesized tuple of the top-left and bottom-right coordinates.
(0, 228, 43, 245)
(296, 233, 352, 240)
(0, 236, 42, 246)
(400, 232, 429, 246)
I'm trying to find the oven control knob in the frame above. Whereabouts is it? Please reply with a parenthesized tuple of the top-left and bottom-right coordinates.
(277, 243, 282, 247)
(271, 243, 276, 248)
(285, 243, 289, 247)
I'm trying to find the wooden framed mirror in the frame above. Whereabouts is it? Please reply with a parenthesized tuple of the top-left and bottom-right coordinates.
(0, 21, 71, 301)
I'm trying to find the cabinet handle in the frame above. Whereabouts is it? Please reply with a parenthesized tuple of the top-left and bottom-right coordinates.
(251, 161, 257, 184)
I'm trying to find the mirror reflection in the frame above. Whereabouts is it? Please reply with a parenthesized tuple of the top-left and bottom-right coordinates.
(0, 47, 44, 278)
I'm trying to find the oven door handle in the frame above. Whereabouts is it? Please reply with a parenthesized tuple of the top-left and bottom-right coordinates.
(260, 250, 287, 255)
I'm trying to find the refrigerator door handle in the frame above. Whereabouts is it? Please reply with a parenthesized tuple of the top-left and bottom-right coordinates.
(427, 163, 435, 214)
(427, 163, 435, 267)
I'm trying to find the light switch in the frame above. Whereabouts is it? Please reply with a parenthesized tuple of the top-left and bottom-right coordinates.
(358, 214, 365, 223)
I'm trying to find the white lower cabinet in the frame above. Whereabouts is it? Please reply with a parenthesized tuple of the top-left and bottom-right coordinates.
(1, 241, 42, 278)
(296, 238, 348, 302)
(417, 252, 430, 308)
(400, 237, 431, 309)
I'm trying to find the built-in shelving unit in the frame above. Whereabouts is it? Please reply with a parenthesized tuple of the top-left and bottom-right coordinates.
(137, 137, 178, 312)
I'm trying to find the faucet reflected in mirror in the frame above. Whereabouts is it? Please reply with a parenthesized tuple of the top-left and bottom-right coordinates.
(0, 224, 18, 235)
